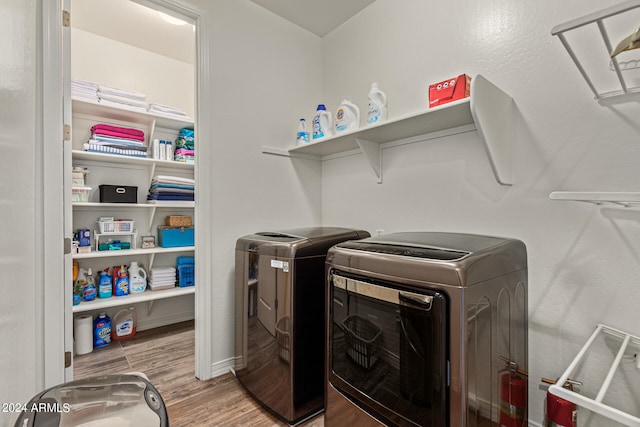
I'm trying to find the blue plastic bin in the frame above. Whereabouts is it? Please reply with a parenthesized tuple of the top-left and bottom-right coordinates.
(158, 226, 194, 248)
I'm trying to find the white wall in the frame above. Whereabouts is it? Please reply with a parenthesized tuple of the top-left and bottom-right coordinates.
(0, 1, 40, 425)
(71, 28, 195, 118)
(321, 0, 640, 425)
(191, 0, 323, 369)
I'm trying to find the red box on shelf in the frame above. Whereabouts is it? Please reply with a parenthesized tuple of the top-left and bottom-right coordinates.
(428, 74, 471, 108)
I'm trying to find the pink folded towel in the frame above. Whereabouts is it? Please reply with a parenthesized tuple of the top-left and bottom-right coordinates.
(91, 124, 145, 139)
(92, 128, 145, 142)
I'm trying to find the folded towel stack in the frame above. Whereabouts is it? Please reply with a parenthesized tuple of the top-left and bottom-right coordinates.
(97, 85, 149, 112)
(71, 79, 98, 101)
(147, 175, 195, 203)
(149, 267, 176, 291)
(148, 103, 192, 121)
(174, 128, 195, 164)
(83, 123, 148, 158)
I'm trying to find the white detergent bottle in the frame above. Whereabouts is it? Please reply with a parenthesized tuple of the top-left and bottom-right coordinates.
(128, 262, 147, 294)
(367, 82, 388, 125)
(312, 104, 333, 140)
(334, 99, 360, 133)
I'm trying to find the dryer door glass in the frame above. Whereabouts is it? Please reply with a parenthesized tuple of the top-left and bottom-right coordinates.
(329, 271, 449, 426)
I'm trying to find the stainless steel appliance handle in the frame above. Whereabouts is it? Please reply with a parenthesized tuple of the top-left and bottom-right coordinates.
(332, 274, 433, 308)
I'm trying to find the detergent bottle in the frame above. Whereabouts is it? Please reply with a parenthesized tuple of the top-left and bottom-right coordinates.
(367, 82, 388, 125)
(335, 99, 361, 133)
(112, 306, 137, 341)
(296, 118, 310, 145)
(128, 262, 147, 294)
(94, 312, 112, 348)
(312, 104, 333, 140)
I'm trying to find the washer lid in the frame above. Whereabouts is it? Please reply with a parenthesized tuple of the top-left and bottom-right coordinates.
(337, 232, 509, 257)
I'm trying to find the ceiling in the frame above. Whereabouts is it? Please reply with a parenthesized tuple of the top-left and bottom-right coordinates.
(70, 0, 376, 64)
(250, 0, 376, 37)
(71, 0, 195, 64)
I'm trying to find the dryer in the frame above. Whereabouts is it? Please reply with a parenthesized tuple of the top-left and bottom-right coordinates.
(325, 232, 528, 426)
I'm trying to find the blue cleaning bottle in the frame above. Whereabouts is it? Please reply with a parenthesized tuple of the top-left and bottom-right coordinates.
(94, 312, 112, 348)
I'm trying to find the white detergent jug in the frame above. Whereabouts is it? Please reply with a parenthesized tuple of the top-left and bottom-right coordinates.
(335, 99, 360, 133)
(367, 82, 388, 125)
(128, 262, 147, 294)
(312, 104, 333, 140)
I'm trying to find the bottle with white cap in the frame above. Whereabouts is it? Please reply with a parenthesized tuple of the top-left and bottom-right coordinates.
(367, 82, 388, 125)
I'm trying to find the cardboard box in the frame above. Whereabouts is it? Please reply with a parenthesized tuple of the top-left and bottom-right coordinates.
(429, 74, 471, 108)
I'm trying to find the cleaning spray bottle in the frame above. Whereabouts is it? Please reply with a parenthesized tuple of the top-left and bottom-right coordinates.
(113, 265, 129, 297)
(82, 268, 97, 301)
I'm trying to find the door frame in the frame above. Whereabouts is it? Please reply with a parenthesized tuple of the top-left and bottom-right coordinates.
(42, 0, 214, 386)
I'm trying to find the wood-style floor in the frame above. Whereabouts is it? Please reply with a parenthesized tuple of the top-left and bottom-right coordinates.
(73, 320, 324, 426)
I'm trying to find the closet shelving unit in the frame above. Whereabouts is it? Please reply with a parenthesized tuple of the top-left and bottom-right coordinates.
(551, 0, 640, 101)
(262, 74, 514, 185)
(549, 324, 640, 426)
(550, 3, 640, 208)
(70, 97, 195, 315)
(549, 191, 640, 207)
(548, 6, 640, 424)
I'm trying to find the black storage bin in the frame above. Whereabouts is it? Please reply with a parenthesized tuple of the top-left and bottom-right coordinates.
(99, 184, 138, 203)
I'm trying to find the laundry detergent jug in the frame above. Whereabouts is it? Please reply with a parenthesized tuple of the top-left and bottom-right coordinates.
(335, 99, 360, 133)
(312, 104, 333, 140)
(128, 262, 147, 294)
(367, 82, 388, 125)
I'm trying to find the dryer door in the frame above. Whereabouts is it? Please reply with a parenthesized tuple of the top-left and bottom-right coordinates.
(329, 271, 449, 427)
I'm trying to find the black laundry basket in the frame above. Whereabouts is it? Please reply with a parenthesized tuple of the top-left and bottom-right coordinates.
(13, 373, 169, 427)
(342, 314, 382, 370)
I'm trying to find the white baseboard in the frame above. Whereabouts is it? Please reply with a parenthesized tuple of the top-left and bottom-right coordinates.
(211, 357, 235, 378)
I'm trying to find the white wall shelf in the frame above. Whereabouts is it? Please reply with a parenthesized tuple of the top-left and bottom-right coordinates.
(549, 324, 640, 427)
(262, 74, 514, 185)
(72, 286, 195, 315)
(72, 97, 193, 131)
(72, 150, 194, 171)
(551, 1, 640, 101)
(549, 191, 640, 207)
(73, 246, 195, 260)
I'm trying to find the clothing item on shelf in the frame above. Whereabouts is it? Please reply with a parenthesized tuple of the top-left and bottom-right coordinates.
(149, 267, 177, 290)
(96, 84, 149, 112)
(97, 92, 149, 110)
(71, 79, 98, 101)
(84, 123, 148, 158)
(147, 175, 194, 202)
(92, 124, 145, 141)
(148, 103, 192, 121)
(174, 128, 195, 163)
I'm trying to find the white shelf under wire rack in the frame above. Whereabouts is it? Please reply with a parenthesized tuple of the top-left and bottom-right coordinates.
(549, 324, 640, 426)
(549, 191, 640, 207)
(551, 0, 640, 100)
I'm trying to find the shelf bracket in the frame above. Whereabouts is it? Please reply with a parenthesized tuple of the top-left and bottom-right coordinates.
(148, 206, 157, 235)
(355, 138, 382, 184)
(470, 75, 514, 185)
(145, 300, 155, 316)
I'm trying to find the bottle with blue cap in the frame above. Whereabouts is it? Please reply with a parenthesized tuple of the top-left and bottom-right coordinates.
(312, 104, 333, 140)
(296, 118, 310, 144)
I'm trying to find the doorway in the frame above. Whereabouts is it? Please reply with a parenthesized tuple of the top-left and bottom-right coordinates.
(60, 0, 212, 383)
